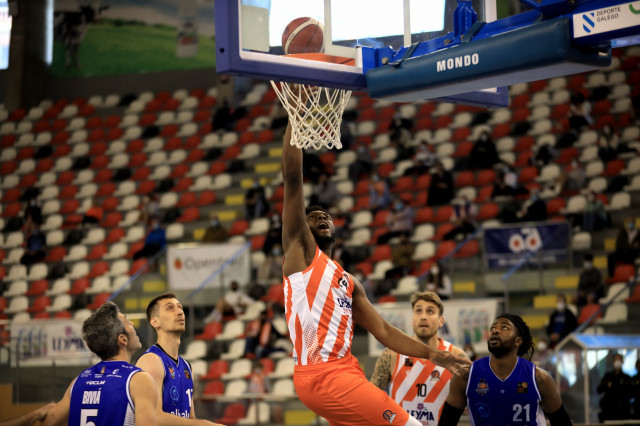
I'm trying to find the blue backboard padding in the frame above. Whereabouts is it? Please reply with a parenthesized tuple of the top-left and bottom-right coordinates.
(570, 334, 640, 349)
(366, 18, 611, 102)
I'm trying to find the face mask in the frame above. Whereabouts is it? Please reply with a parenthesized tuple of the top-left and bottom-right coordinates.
(465, 350, 475, 358)
(536, 341, 548, 352)
(395, 202, 403, 211)
(253, 182, 260, 188)
(584, 262, 592, 269)
(430, 266, 439, 274)
(628, 222, 635, 231)
(556, 302, 566, 311)
(614, 360, 623, 370)
(273, 248, 282, 256)
(211, 220, 219, 227)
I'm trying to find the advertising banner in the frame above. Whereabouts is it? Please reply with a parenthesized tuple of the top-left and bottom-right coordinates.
(166, 243, 251, 290)
(483, 222, 571, 270)
(11, 319, 93, 365)
(368, 298, 500, 356)
(52, 0, 215, 77)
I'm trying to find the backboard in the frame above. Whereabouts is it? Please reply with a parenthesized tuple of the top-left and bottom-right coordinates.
(215, 0, 509, 107)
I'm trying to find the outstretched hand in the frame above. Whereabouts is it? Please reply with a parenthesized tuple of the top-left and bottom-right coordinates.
(430, 350, 472, 377)
(285, 83, 318, 111)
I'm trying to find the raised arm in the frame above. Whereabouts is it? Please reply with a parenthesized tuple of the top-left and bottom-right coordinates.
(370, 348, 396, 391)
(351, 275, 470, 375)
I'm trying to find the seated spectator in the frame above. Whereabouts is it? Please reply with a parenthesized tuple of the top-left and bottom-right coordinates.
(427, 161, 454, 207)
(577, 292, 602, 325)
(202, 215, 229, 243)
(582, 190, 609, 231)
(384, 234, 414, 279)
(310, 173, 342, 210)
(569, 91, 593, 131)
(368, 174, 391, 212)
(133, 221, 166, 260)
(378, 198, 414, 244)
(257, 243, 284, 285)
(533, 143, 557, 169)
(532, 337, 553, 366)
(388, 114, 414, 160)
(422, 263, 452, 300)
(244, 311, 285, 360)
(607, 217, 640, 277)
(468, 130, 500, 170)
(597, 124, 621, 162)
(20, 225, 47, 266)
(443, 195, 477, 241)
(491, 169, 516, 199)
(576, 253, 605, 307)
(403, 142, 435, 177)
(597, 353, 632, 423)
(204, 280, 254, 323)
(545, 294, 577, 349)
(349, 144, 374, 181)
(244, 178, 269, 219)
(247, 361, 272, 393)
(262, 213, 283, 255)
(516, 189, 547, 222)
(82, 198, 103, 226)
(562, 160, 586, 192)
(139, 193, 160, 227)
(24, 196, 43, 234)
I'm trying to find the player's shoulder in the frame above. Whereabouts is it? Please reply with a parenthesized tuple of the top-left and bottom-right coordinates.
(446, 342, 468, 359)
(136, 350, 163, 369)
(534, 364, 553, 384)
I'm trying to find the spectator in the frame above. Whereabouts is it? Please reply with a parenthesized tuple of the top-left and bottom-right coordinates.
(468, 130, 500, 170)
(354, 267, 375, 302)
(368, 173, 391, 212)
(597, 124, 621, 162)
(577, 292, 602, 325)
(531, 336, 553, 367)
(427, 161, 454, 207)
(632, 359, 640, 419)
(569, 91, 593, 131)
(607, 217, 640, 277)
(463, 343, 478, 361)
(348, 144, 374, 181)
(384, 234, 414, 279)
(23, 196, 43, 234)
(202, 216, 229, 243)
(339, 119, 354, 150)
(244, 178, 269, 219)
(133, 221, 166, 260)
(443, 195, 477, 241)
(244, 311, 285, 360)
(310, 173, 342, 210)
(302, 150, 326, 183)
(262, 213, 283, 255)
(597, 353, 632, 423)
(377, 198, 414, 244)
(562, 159, 586, 192)
(20, 225, 47, 266)
(516, 189, 547, 222)
(582, 190, 609, 231)
(204, 280, 254, 323)
(403, 141, 435, 177)
(139, 194, 160, 227)
(575, 253, 605, 307)
(247, 361, 272, 393)
(82, 198, 103, 226)
(388, 113, 414, 160)
(257, 243, 284, 285)
(533, 142, 557, 169)
(491, 169, 516, 199)
(422, 262, 452, 300)
(545, 294, 577, 349)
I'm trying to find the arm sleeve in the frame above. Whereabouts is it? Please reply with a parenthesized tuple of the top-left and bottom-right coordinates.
(438, 401, 464, 426)
(547, 404, 573, 426)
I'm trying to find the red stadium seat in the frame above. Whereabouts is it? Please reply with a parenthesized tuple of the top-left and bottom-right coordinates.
(607, 264, 636, 284)
(251, 235, 266, 251)
(68, 278, 90, 295)
(131, 167, 151, 181)
(476, 202, 499, 221)
(414, 207, 434, 224)
(170, 164, 190, 179)
(87, 293, 111, 310)
(93, 169, 113, 183)
(518, 166, 538, 184)
(434, 206, 454, 223)
(229, 219, 249, 236)
(435, 241, 456, 260)
(476, 169, 496, 187)
(97, 182, 116, 198)
(455, 171, 475, 188)
(216, 404, 246, 425)
(27, 296, 51, 314)
(60, 199, 80, 215)
(369, 245, 392, 263)
(433, 223, 455, 241)
(195, 323, 223, 341)
(26, 280, 49, 297)
(89, 261, 109, 278)
(201, 359, 228, 379)
(176, 192, 197, 208)
(105, 227, 125, 244)
(102, 198, 120, 213)
(136, 180, 156, 195)
(177, 207, 200, 223)
(202, 381, 224, 397)
(371, 210, 390, 228)
(129, 153, 147, 168)
(197, 191, 216, 207)
(546, 198, 566, 216)
(454, 239, 480, 258)
(127, 139, 145, 153)
(208, 161, 226, 175)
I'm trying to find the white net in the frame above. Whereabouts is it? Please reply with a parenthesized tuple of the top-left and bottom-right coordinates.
(270, 81, 352, 151)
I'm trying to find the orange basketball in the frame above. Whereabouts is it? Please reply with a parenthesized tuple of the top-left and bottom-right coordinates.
(282, 17, 324, 55)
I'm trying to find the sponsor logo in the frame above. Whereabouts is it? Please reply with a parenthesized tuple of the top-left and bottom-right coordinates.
(82, 390, 101, 404)
(404, 357, 414, 368)
(169, 366, 175, 379)
(184, 369, 191, 380)
(112, 369, 119, 375)
(85, 381, 105, 386)
(582, 12, 596, 33)
(436, 54, 479, 72)
(99, 366, 105, 374)
(408, 408, 435, 423)
(475, 378, 489, 396)
(382, 410, 397, 424)
(170, 386, 179, 401)
(517, 381, 528, 393)
(338, 273, 349, 290)
(631, 3, 640, 14)
(337, 297, 352, 311)
(170, 409, 189, 418)
(430, 370, 441, 382)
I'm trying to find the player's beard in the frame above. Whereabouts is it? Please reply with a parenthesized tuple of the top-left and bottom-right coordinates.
(487, 341, 511, 358)
(313, 231, 335, 251)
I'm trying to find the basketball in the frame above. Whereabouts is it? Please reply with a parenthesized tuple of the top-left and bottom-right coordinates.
(282, 17, 324, 55)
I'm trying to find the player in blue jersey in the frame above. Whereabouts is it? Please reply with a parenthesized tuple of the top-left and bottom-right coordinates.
(439, 313, 573, 426)
(136, 293, 220, 426)
(42, 301, 157, 426)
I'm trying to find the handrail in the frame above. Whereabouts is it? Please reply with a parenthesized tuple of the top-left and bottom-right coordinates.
(109, 247, 167, 300)
(418, 227, 483, 280)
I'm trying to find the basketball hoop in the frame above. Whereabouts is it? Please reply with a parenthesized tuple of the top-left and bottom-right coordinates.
(270, 81, 351, 151)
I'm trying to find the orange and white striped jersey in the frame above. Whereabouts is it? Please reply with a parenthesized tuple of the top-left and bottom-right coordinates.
(390, 339, 453, 426)
(284, 246, 354, 366)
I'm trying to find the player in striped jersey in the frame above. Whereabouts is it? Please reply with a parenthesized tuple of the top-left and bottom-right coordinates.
(371, 291, 467, 425)
(42, 301, 157, 425)
(281, 90, 471, 426)
(439, 313, 573, 425)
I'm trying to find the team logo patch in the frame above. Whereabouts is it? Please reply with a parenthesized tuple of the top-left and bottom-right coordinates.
(338, 272, 349, 290)
(404, 357, 414, 368)
(170, 386, 179, 401)
(475, 378, 489, 396)
(475, 403, 491, 418)
(430, 370, 441, 382)
(382, 410, 396, 424)
(517, 382, 528, 393)
(184, 369, 191, 380)
(168, 366, 175, 379)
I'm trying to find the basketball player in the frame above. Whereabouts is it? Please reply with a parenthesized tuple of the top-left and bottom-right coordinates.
(280, 98, 470, 425)
(136, 293, 220, 426)
(42, 301, 157, 425)
(439, 313, 573, 425)
(370, 291, 467, 425)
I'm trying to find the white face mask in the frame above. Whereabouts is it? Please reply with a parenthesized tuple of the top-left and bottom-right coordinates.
(556, 302, 566, 311)
(537, 341, 548, 352)
(614, 360, 623, 370)
(430, 266, 439, 274)
(465, 350, 475, 358)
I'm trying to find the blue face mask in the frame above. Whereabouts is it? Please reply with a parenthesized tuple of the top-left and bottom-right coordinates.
(628, 222, 635, 231)
(395, 202, 403, 211)
(273, 249, 282, 256)
(584, 262, 592, 269)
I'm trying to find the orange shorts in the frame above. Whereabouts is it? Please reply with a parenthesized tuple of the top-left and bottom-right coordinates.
(294, 353, 416, 426)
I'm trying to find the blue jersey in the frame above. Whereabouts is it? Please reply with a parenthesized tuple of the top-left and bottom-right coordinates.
(466, 356, 546, 426)
(69, 360, 141, 426)
(144, 344, 193, 418)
